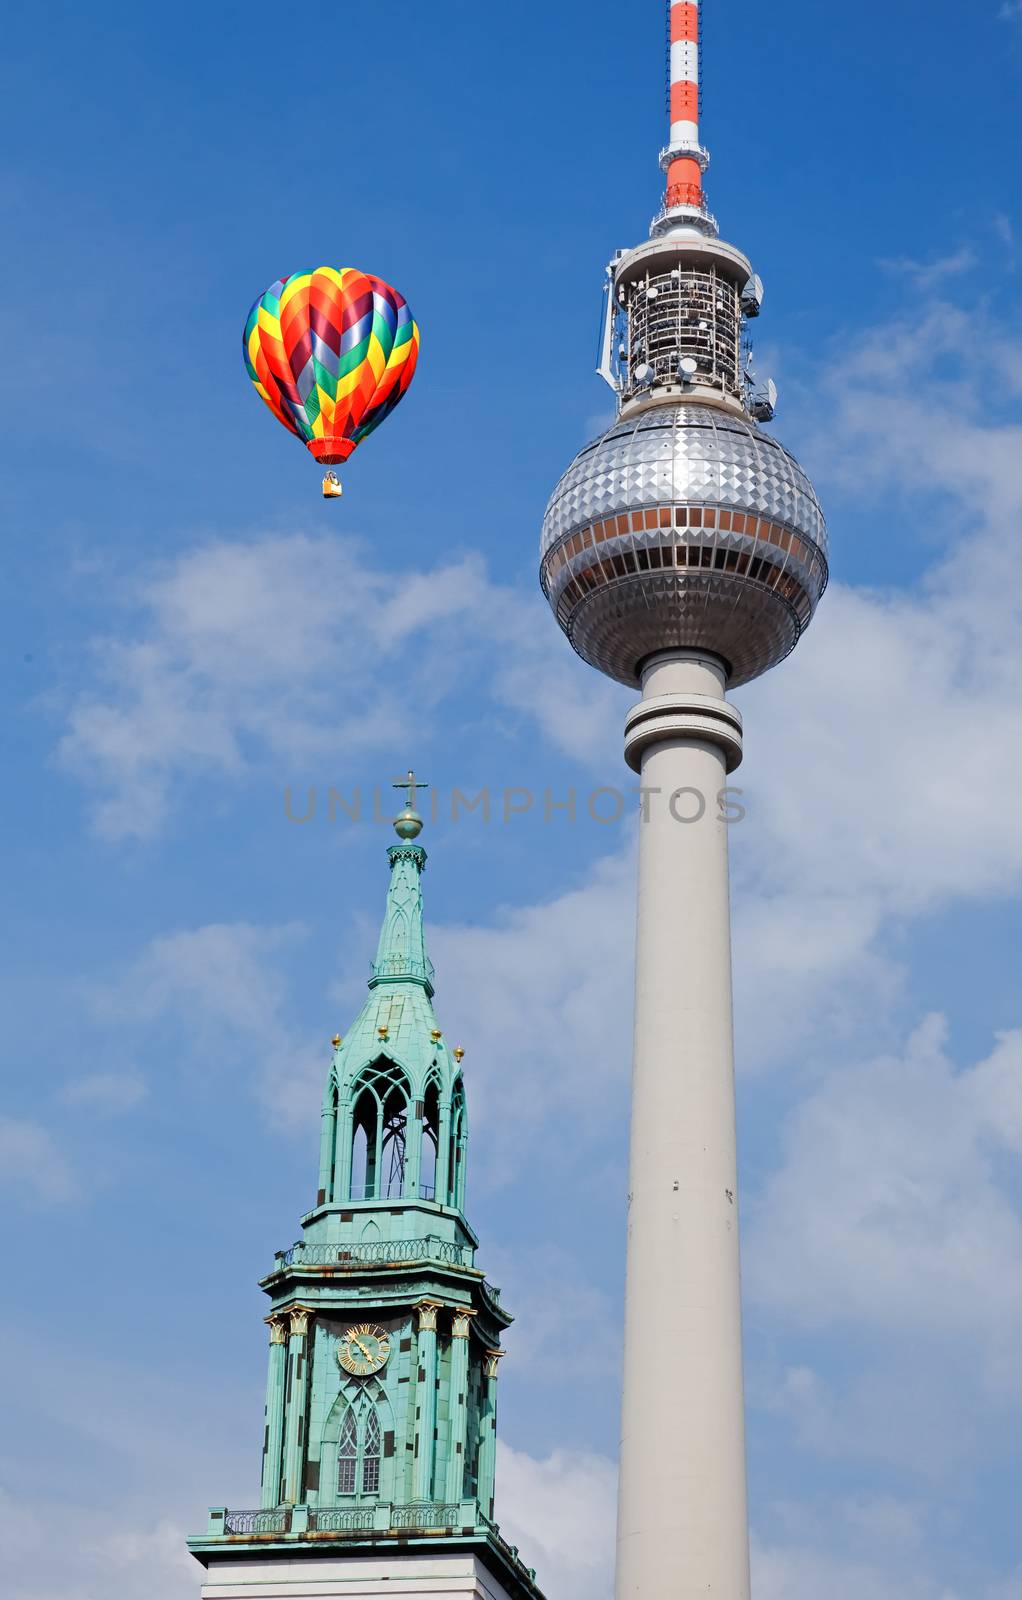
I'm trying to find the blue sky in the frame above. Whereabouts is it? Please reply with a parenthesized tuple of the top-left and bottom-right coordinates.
(3, 2, 1022, 1596)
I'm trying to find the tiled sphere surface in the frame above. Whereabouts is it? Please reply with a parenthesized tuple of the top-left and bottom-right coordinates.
(540, 403, 828, 687)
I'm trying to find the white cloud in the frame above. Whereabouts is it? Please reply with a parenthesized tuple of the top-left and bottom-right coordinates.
(747, 1017, 1022, 1392)
(428, 852, 635, 1151)
(879, 247, 976, 289)
(496, 1442, 616, 1600)
(88, 1518, 196, 1592)
(0, 1493, 201, 1600)
(752, 1537, 960, 1600)
(58, 536, 619, 841)
(487, 1244, 618, 1383)
(496, 1450, 999, 1600)
(89, 921, 324, 1130)
(0, 1116, 76, 1204)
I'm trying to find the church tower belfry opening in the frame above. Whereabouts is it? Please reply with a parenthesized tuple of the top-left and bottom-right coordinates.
(188, 786, 545, 1600)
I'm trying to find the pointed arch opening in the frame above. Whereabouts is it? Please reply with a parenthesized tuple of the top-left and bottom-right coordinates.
(350, 1090, 377, 1200)
(381, 1083, 408, 1199)
(336, 1406, 358, 1496)
(346, 1059, 412, 1201)
(420, 1078, 440, 1201)
(361, 1405, 381, 1495)
(448, 1077, 467, 1209)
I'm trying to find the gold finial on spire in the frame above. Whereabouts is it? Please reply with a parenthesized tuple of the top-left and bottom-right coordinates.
(392, 768, 428, 840)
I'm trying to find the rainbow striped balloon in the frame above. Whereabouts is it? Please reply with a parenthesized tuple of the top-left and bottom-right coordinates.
(243, 266, 420, 469)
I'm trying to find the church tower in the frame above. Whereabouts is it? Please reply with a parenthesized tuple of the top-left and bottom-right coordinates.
(189, 782, 545, 1600)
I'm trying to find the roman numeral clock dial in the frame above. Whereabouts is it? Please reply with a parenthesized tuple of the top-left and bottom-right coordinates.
(337, 1323, 391, 1377)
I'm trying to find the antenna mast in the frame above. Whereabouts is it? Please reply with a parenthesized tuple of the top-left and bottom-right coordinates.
(657, 0, 715, 237)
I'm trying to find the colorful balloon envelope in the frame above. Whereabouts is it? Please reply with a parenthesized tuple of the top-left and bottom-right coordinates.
(243, 267, 420, 483)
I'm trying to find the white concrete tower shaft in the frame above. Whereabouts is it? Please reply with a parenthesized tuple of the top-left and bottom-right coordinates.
(616, 650, 750, 1600)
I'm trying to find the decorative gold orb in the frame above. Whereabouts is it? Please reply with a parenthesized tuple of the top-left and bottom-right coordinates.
(394, 807, 423, 840)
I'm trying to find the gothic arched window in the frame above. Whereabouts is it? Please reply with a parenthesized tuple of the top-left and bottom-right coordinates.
(336, 1407, 358, 1496)
(335, 1401, 383, 1500)
(362, 1406, 381, 1495)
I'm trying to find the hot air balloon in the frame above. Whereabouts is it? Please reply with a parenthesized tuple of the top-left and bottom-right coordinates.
(243, 267, 420, 498)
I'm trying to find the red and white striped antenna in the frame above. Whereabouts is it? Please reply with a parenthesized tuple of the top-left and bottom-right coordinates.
(656, 0, 716, 236)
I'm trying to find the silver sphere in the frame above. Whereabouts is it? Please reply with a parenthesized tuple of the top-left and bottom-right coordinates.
(540, 403, 828, 688)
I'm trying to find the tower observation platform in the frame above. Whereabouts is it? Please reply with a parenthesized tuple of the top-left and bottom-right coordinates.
(188, 786, 545, 1600)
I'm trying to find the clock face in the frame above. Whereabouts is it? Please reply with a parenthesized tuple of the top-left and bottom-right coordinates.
(338, 1323, 391, 1377)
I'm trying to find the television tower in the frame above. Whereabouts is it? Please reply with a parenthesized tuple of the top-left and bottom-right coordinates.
(539, 5, 828, 1599)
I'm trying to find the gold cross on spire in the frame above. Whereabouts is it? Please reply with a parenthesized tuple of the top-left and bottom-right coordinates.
(393, 769, 428, 810)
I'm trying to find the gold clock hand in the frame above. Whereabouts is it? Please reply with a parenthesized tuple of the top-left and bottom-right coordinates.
(353, 1338, 374, 1360)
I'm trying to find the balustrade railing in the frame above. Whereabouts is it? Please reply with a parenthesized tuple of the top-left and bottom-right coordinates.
(391, 1502, 462, 1531)
(309, 1507, 375, 1532)
(278, 1236, 472, 1270)
(224, 1509, 291, 1535)
(345, 1184, 440, 1202)
(214, 1502, 538, 1583)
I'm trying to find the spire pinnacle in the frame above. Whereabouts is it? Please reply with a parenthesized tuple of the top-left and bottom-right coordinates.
(370, 783, 435, 991)
(392, 768, 428, 841)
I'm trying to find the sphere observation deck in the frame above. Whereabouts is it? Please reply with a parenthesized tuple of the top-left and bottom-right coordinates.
(540, 403, 828, 688)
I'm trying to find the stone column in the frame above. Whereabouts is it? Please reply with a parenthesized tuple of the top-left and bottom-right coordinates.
(476, 1349, 503, 1521)
(445, 1308, 476, 1504)
(413, 1301, 442, 1501)
(435, 1099, 451, 1205)
(317, 1093, 337, 1205)
(282, 1306, 313, 1505)
(335, 1104, 353, 1200)
(406, 1099, 423, 1200)
(260, 1316, 288, 1508)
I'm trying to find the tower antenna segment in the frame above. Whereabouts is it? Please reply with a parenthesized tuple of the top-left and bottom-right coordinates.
(658, 0, 715, 237)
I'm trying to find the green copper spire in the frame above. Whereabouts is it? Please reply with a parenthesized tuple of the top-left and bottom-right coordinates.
(313, 780, 468, 1216)
(370, 846, 433, 993)
(370, 770, 433, 991)
(188, 773, 545, 1600)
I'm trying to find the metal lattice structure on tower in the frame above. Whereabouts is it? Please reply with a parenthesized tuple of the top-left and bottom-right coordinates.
(539, 7, 829, 1600)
